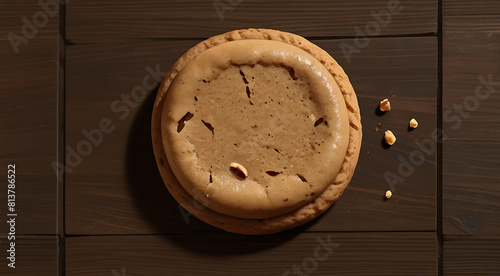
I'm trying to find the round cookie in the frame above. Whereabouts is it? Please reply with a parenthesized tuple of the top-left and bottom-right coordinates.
(152, 29, 362, 235)
(162, 39, 350, 219)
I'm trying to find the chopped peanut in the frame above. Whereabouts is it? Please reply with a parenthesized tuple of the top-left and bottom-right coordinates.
(409, 118, 418, 128)
(385, 190, 392, 199)
(230, 162, 248, 179)
(384, 130, 396, 145)
(379, 98, 391, 112)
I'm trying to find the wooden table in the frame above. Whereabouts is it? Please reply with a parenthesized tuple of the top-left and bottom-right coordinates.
(0, 0, 498, 275)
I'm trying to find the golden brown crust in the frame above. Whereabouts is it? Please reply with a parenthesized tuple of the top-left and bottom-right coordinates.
(151, 28, 362, 235)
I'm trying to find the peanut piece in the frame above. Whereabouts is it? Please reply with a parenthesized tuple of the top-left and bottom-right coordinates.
(384, 130, 396, 145)
(409, 118, 418, 128)
(379, 98, 391, 112)
(230, 162, 248, 179)
(385, 190, 392, 199)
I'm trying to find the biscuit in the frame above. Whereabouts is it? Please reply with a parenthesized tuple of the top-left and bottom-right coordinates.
(151, 29, 362, 235)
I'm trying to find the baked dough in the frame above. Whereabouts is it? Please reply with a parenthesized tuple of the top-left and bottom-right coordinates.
(152, 29, 362, 234)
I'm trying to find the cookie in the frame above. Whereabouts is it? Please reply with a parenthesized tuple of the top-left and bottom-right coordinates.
(152, 29, 362, 235)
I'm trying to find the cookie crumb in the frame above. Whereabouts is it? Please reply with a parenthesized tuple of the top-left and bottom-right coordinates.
(384, 130, 396, 146)
(384, 130, 396, 145)
(385, 190, 392, 199)
(409, 118, 418, 128)
(379, 98, 391, 112)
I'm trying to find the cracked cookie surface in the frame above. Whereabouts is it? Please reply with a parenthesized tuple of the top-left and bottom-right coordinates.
(152, 28, 362, 234)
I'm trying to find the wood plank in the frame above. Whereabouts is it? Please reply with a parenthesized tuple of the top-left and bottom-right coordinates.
(443, 17, 500, 140)
(66, 232, 437, 275)
(443, 140, 500, 235)
(0, 235, 58, 275)
(444, 0, 500, 16)
(444, 236, 500, 275)
(0, 34, 59, 233)
(0, 0, 59, 44)
(66, 0, 437, 43)
(65, 37, 437, 234)
(442, 6, 500, 235)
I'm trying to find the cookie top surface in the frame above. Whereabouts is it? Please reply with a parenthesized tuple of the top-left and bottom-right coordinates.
(161, 39, 349, 219)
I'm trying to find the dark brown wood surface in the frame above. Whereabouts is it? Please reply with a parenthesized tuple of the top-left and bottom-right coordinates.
(312, 37, 437, 232)
(0, 235, 59, 275)
(440, 1, 500, 275)
(65, 37, 437, 235)
(443, 0, 500, 16)
(0, 0, 59, 41)
(1, 0, 500, 275)
(0, 1, 59, 235)
(66, 232, 437, 275)
(444, 236, 500, 275)
(64, 40, 212, 235)
(66, 0, 437, 43)
(442, 0, 500, 236)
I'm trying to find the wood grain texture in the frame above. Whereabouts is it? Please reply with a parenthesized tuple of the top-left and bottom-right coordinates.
(0, 0, 59, 42)
(442, 3, 500, 235)
(444, 236, 500, 275)
(443, 140, 500, 235)
(310, 37, 437, 232)
(65, 40, 216, 235)
(0, 33, 59, 233)
(65, 37, 436, 234)
(0, 235, 58, 275)
(66, 0, 437, 43)
(66, 232, 437, 275)
(444, 0, 500, 16)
